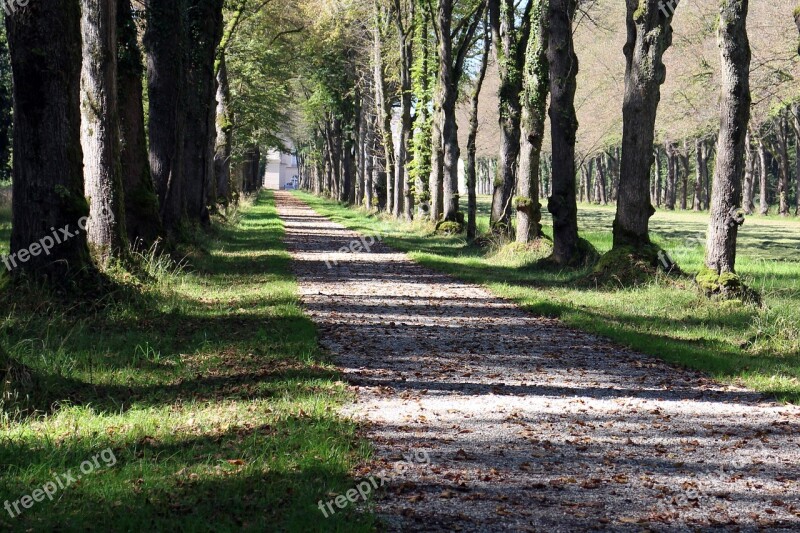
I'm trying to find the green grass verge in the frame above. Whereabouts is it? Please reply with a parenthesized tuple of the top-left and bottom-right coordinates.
(293, 190, 800, 403)
(0, 191, 373, 532)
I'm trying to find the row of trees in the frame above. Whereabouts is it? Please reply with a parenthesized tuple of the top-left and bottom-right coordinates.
(2, 0, 299, 282)
(294, 0, 771, 284)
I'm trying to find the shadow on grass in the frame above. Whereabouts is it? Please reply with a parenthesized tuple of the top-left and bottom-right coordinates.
(0, 191, 373, 531)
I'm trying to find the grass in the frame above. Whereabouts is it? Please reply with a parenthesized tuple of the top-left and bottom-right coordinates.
(293, 190, 800, 403)
(0, 191, 374, 532)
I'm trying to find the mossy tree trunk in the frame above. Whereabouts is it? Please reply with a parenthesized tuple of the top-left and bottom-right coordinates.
(81, 0, 130, 264)
(516, 0, 548, 245)
(214, 54, 233, 210)
(488, 0, 534, 234)
(613, 0, 675, 249)
(5, 0, 93, 280)
(546, 0, 581, 265)
(705, 0, 751, 276)
(118, 0, 162, 247)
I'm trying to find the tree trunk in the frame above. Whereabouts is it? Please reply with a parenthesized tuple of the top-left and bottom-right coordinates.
(758, 137, 769, 215)
(467, 26, 491, 241)
(118, 0, 162, 247)
(489, 0, 532, 234)
(679, 140, 689, 210)
(429, 111, 444, 221)
(437, 0, 458, 223)
(654, 148, 662, 207)
(665, 142, 677, 210)
(742, 131, 755, 214)
(517, 0, 547, 244)
(705, 0, 750, 275)
(372, 20, 394, 214)
(613, 0, 675, 249)
(777, 113, 791, 216)
(597, 156, 608, 205)
(547, 0, 581, 264)
(4, 0, 92, 279)
(693, 140, 704, 211)
(80, 0, 129, 263)
(145, 0, 186, 236)
(182, 0, 224, 227)
(793, 104, 800, 215)
(214, 54, 233, 210)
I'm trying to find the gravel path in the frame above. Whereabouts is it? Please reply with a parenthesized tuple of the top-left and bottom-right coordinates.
(276, 192, 800, 532)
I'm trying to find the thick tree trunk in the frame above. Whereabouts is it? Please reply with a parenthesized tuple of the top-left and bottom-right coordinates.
(516, 0, 547, 244)
(613, 0, 674, 249)
(4, 0, 92, 278)
(742, 131, 755, 214)
(80, 0, 129, 263)
(547, 0, 581, 264)
(145, 0, 186, 236)
(182, 0, 224, 227)
(705, 0, 750, 275)
(118, 0, 162, 247)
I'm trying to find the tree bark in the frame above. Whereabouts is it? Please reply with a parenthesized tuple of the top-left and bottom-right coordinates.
(776, 113, 791, 216)
(429, 111, 444, 221)
(613, 0, 674, 249)
(393, 0, 414, 219)
(489, 0, 534, 234)
(145, 0, 186, 236)
(80, 0, 129, 263)
(214, 54, 232, 209)
(547, 0, 581, 264)
(118, 0, 162, 247)
(742, 131, 755, 214)
(653, 147, 662, 207)
(182, 0, 224, 227)
(758, 137, 769, 215)
(705, 0, 750, 274)
(372, 21, 395, 215)
(692, 139, 705, 211)
(4, 0, 92, 278)
(516, 0, 551, 243)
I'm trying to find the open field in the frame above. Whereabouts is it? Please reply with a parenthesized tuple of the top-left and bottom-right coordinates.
(295, 191, 800, 403)
(0, 192, 372, 531)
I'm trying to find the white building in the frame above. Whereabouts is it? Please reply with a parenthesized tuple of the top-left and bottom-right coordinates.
(263, 148, 299, 190)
